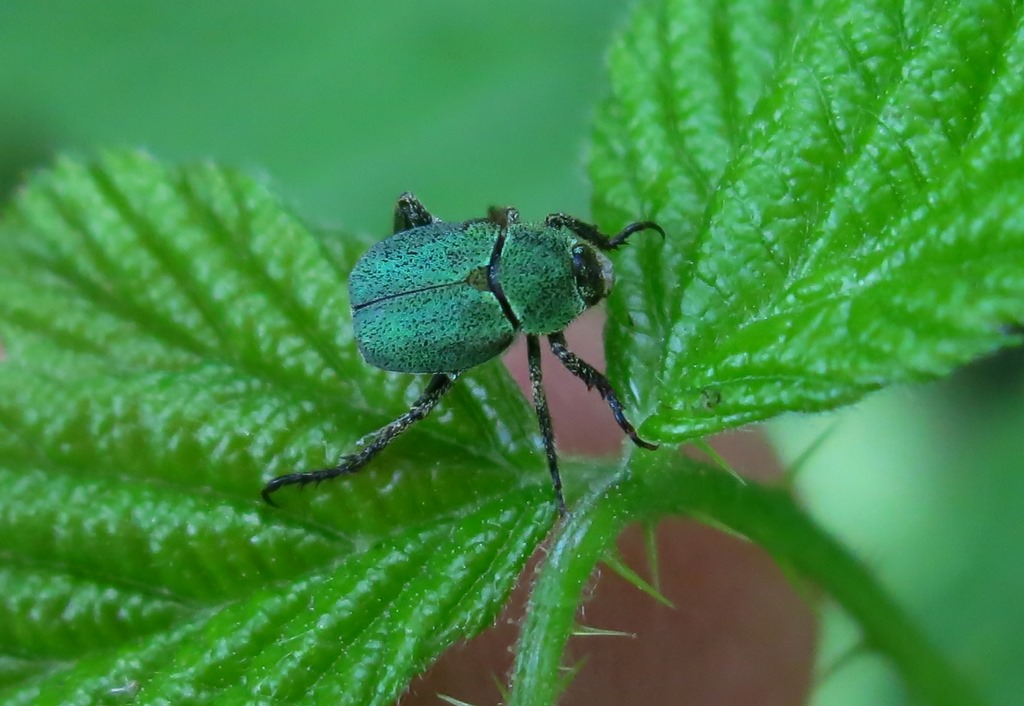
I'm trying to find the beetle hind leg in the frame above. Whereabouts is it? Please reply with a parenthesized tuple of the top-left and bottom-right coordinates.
(262, 373, 456, 506)
(547, 331, 657, 451)
(393, 192, 438, 233)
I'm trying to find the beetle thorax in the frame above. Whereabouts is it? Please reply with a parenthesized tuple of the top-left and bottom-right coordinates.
(498, 225, 613, 335)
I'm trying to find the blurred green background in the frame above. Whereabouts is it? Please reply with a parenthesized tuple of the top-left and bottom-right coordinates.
(2, 2, 1021, 705)
(0, 1, 626, 226)
(772, 359, 1024, 706)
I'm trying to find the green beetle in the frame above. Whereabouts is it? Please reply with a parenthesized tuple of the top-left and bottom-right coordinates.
(263, 193, 662, 513)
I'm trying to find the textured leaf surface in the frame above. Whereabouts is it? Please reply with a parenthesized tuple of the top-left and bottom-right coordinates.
(592, 0, 1024, 441)
(0, 152, 554, 704)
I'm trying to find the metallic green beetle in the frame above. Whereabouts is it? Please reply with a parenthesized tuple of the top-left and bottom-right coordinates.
(262, 193, 662, 513)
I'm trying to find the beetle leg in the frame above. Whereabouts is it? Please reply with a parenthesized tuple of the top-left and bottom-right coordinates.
(261, 373, 456, 505)
(547, 331, 658, 451)
(544, 213, 665, 250)
(486, 205, 520, 228)
(393, 192, 438, 233)
(527, 334, 567, 516)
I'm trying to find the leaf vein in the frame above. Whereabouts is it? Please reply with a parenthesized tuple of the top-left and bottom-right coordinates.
(87, 165, 231, 352)
(37, 188, 213, 358)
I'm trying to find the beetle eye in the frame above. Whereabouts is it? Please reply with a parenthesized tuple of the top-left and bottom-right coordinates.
(571, 244, 613, 307)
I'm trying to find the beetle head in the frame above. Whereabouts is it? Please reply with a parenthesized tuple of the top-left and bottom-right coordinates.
(570, 243, 615, 308)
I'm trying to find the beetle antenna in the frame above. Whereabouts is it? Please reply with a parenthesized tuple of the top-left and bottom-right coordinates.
(607, 220, 665, 249)
(544, 213, 664, 251)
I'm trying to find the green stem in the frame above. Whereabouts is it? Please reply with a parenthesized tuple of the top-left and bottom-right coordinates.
(509, 453, 982, 706)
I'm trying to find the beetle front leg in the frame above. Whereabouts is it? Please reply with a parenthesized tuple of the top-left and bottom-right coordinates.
(393, 192, 438, 234)
(544, 213, 664, 250)
(548, 331, 658, 451)
(527, 334, 567, 515)
(262, 373, 456, 505)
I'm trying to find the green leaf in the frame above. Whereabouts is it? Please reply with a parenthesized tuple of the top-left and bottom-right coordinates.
(509, 0, 1023, 703)
(0, 151, 554, 704)
(7, 491, 551, 706)
(593, 0, 1024, 441)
